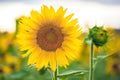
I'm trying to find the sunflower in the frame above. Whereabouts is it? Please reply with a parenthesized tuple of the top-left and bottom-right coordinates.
(0, 53, 21, 75)
(105, 29, 120, 75)
(78, 27, 119, 69)
(105, 28, 120, 55)
(106, 51, 120, 75)
(85, 27, 120, 56)
(0, 32, 14, 53)
(0, 65, 12, 74)
(17, 5, 82, 71)
(5, 53, 21, 70)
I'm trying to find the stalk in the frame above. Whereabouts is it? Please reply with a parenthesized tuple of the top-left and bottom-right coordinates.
(89, 41, 94, 80)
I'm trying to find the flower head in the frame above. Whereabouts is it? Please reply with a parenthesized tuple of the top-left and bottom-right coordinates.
(17, 5, 82, 71)
(89, 26, 108, 47)
(105, 28, 120, 55)
(0, 32, 14, 53)
(106, 51, 120, 75)
(0, 53, 21, 75)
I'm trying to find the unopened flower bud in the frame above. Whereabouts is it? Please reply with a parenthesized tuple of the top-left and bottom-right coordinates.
(89, 26, 108, 46)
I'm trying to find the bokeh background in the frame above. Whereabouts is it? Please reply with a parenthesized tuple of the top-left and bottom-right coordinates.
(0, 0, 120, 80)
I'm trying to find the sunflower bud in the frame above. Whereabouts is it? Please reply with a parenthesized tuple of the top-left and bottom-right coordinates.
(89, 26, 108, 47)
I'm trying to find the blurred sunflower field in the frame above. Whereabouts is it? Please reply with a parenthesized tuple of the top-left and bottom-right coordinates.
(0, 0, 120, 80)
(0, 16, 120, 80)
(0, 26, 120, 80)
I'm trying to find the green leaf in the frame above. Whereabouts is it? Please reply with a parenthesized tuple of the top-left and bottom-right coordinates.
(94, 54, 114, 69)
(96, 53, 114, 61)
(57, 70, 88, 78)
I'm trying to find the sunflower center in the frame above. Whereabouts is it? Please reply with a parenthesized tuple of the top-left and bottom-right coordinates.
(37, 24, 64, 51)
(112, 63, 120, 73)
(112, 64, 119, 71)
(0, 69, 3, 74)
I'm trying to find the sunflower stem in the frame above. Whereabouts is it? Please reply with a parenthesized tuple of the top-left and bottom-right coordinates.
(52, 70, 57, 80)
(89, 41, 94, 80)
(55, 69, 57, 80)
(53, 64, 59, 80)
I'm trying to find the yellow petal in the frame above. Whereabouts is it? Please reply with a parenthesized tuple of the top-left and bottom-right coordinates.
(28, 47, 41, 65)
(31, 10, 42, 24)
(61, 13, 74, 26)
(56, 48, 69, 68)
(41, 5, 51, 20)
(55, 6, 67, 22)
(50, 52, 56, 72)
(49, 6, 55, 18)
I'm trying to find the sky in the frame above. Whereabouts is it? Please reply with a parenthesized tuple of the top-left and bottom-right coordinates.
(0, 0, 120, 32)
